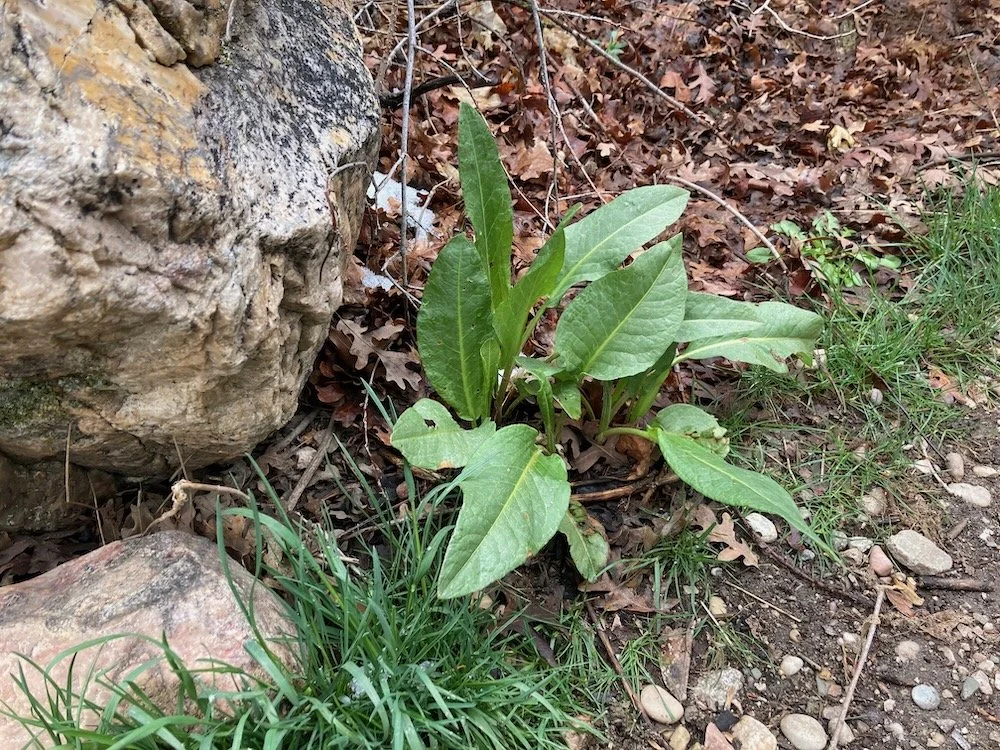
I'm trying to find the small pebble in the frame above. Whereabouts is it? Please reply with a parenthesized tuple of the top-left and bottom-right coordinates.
(779, 713, 828, 750)
(887, 721, 905, 739)
(691, 668, 744, 712)
(640, 684, 683, 724)
(883, 699, 896, 712)
(846, 536, 874, 552)
(886, 530, 953, 575)
(927, 731, 946, 748)
(827, 718, 855, 745)
(895, 640, 921, 661)
(745, 512, 778, 543)
(708, 595, 728, 617)
(669, 724, 690, 750)
(946, 482, 993, 507)
(832, 530, 850, 551)
(780, 655, 804, 677)
(972, 465, 999, 478)
(840, 632, 861, 651)
(842, 548, 864, 565)
(945, 452, 965, 481)
(971, 670, 993, 696)
(731, 715, 777, 750)
(911, 684, 941, 710)
(789, 628, 801, 643)
(980, 659, 997, 675)
(961, 676, 980, 699)
(861, 488, 887, 517)
(869, 545, 893, 576)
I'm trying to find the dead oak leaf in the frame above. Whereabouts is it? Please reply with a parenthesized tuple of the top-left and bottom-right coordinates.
(693, 507, 758, 566)
(500, 138, 553, 181)
(335, 320, 421, 390)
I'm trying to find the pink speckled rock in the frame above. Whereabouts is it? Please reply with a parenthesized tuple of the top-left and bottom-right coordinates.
(0, 531, 299, 747)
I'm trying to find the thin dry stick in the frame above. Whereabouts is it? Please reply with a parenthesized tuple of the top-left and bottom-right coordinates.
(966, 46, 1000, 135)
(536, 8, 716, 131)
(527, 0, 561, 221)
(753, 0, 860, 41)
(829, 0, 879, 21)
(283, 414, 336, 513)
(64, 423, 71, 505)
(397, 0, 418, 286)
(724, 580, 803, 623)
(269, 408, 320, 455)
(585, 601, 652, 724)
(664, 174, 788, 271)
(146, 480, 253, 534)
(828, 586, 885, 750)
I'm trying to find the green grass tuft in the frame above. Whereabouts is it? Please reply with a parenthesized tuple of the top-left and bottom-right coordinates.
(5, 459, 591, 749)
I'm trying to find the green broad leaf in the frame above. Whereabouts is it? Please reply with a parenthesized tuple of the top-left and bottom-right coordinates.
(417, 236, 497, 421)
(558, 502, 609, 581)
(555, 235, 687, 380)
(676, 301, 822, 373)
(771, 219, 805, 240)
(391, 399, 497, 470)
(655, 432, 835, 557)
(458, 102, 513, 306)
(493, 230, 565, 367)
(551, 378, 582, 419)
(439, 425, 570, 598)
(674, 292, 762, 342)
(653, 404, 729, 457)
(622, 343, 676, 423)
(550, 185, 689, 302)
(745, 247, 774, 264)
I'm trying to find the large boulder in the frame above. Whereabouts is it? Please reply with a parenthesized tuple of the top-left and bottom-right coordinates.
(0, 0, 379, 524)
(0, 531, 301, 747)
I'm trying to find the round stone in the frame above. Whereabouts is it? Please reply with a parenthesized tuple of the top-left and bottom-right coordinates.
(745, 512, 778, 542)
(869, 545, 893, 577)
(945, 452, 965, 481)
(895, 640, 921, 661)
(911, 684, 941, 710)
(640, 684, 683, 724)
(732, 715, 778, 750)
(780, 655, 804, 677)
(861, 488, 888, 517)
(779, 713, 828, 750)
(708, 595, 728, 616)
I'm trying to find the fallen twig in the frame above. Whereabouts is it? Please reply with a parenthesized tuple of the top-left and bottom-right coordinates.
(529, 5, 718, 133)
(397, 0, 417, 285)
(571, 472, 678, 504)
(585, 600, 652, 724)
(918, 576, 994, 593)
(664, 174, 787, 271)
(828, 586, 885, 749)
(723, 580, 802, 623)
(748, 525, 872, 608)
(283, 414, 336, 513)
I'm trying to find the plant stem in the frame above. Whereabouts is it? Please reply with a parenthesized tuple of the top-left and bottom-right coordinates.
(596, 426, 653, 444)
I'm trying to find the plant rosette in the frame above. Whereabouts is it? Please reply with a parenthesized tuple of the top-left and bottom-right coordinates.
(392, 103, 831, 598)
